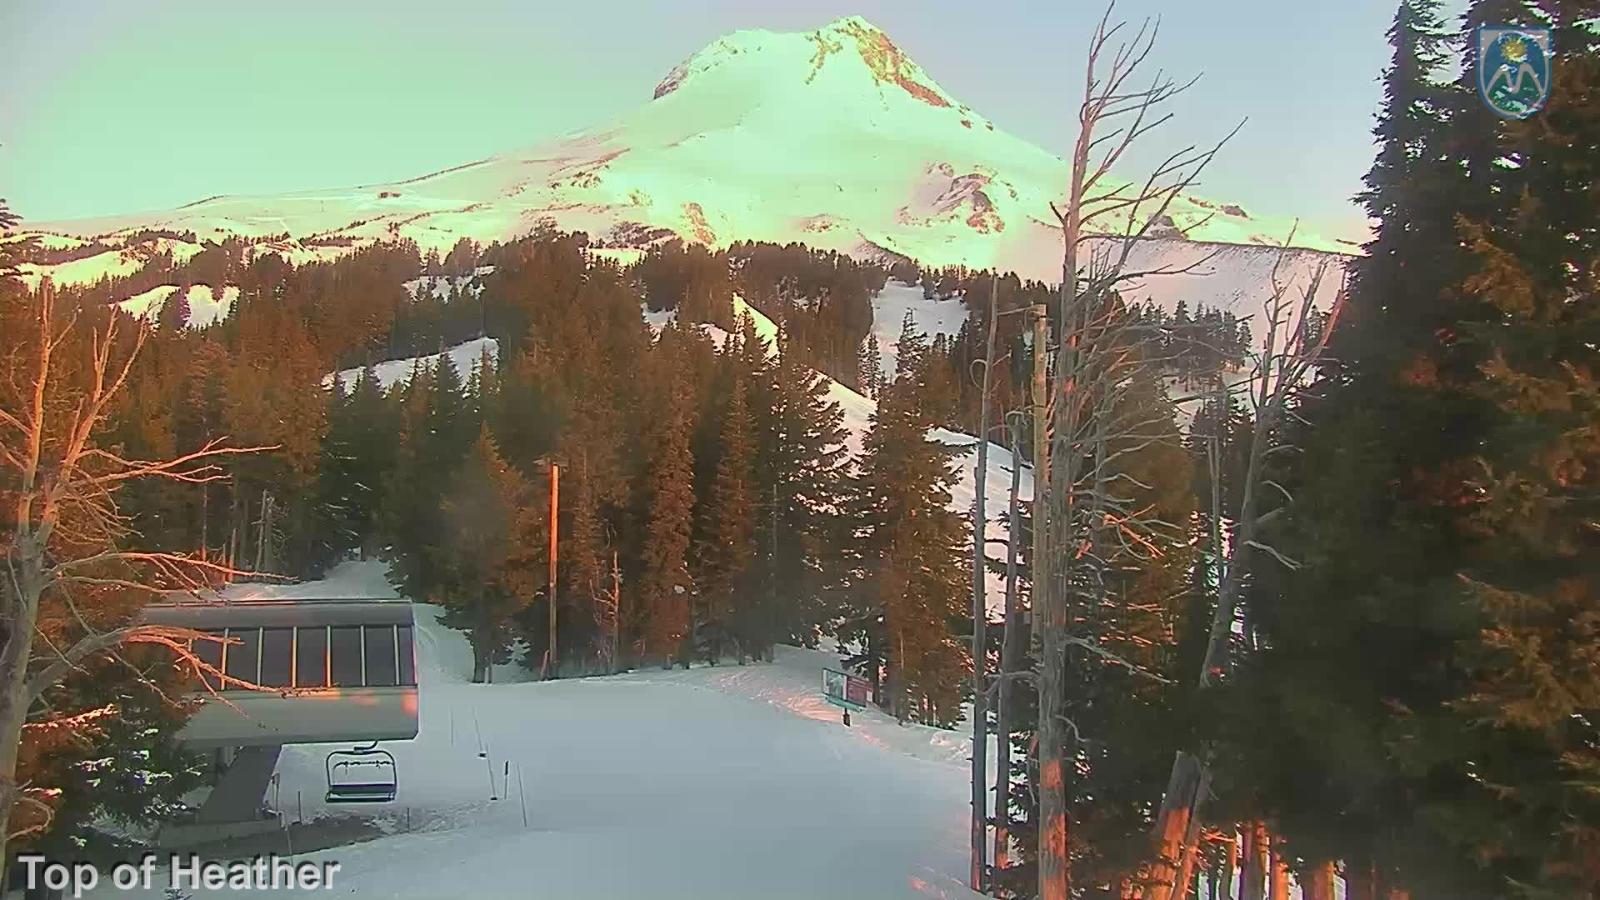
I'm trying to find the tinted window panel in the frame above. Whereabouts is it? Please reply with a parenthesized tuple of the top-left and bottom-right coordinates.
(193, 630, 225, 690)
(295, 627, 327, 688)
(396, 625, 415, 686)
(329, 626, 363, 687)
(364, 626, 397, 687)
(224, 627, 260, 690)
(259, 628, 293, 688)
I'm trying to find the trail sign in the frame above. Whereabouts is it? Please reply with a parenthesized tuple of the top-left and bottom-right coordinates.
(822, 667, 869, 711)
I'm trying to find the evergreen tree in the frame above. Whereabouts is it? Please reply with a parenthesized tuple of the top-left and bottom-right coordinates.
(844, 316, 969, 725)
(1229, 4, 1600, 896)
(694, 354, 757, 662)
(638, 330, 698, 667)
(436, 428, 541, 682)
(862, 333, 884, 399)
(752, 323, 850, 655)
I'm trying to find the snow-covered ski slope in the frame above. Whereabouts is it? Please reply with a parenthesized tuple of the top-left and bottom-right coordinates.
(17, 16, 1351, 337)
(95, 560, 985, 900)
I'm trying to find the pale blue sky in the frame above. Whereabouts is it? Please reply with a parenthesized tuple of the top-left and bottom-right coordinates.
(1, 0, 1412, 241)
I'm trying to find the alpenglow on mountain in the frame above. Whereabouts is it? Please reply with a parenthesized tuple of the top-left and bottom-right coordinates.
(14, 16, 1353, 311)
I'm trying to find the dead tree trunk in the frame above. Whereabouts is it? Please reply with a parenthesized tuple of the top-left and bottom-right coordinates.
(969, 277, 999, 893)
(994, 415, 1026, 876)
(1029, 9, 1248, 899)
(1225, 832, 1239, 898)
(1268, 833, 1289, 900)
(1147, 256, 1339, 900)
(1304, 862, 1336, 900)
(0, 283, 262, 864)
(1239, 821, 1268, 900)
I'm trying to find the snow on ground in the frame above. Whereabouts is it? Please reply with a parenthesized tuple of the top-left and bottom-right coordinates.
(585, 246, 646, 268)
(179, 559, 401, 602)
(642, 304, 678, 334)
(116, 284, 240, 329)
(183, 285, 239, 328)
(873, 280, 970, 378)
(17, 250, 146, 289)
(324, 337, 500, 393)
(96, 560, 986, 900)
(403, 265, 496, 301)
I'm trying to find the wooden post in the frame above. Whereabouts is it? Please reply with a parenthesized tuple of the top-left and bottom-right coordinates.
(1224, 832, 1239, 900)
(1305, 862, 1336, 900)
(611, 550, 622, 672)
(1030, 293, 1067, 900)
(1268, 832, 1289, 900)
(547, 462, 560, 678)
(1240, 823, 1264, 900)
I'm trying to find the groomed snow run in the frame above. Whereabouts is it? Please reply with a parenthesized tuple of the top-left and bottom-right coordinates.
(93, 560, 986, 900)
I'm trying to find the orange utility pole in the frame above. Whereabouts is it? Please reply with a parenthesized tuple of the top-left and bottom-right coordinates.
(547, 462, 560, 679)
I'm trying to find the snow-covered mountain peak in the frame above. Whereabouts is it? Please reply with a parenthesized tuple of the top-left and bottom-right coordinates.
(650, 16, 974, 122)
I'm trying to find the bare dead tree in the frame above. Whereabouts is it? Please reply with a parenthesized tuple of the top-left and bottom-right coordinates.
(1032, 6, 1242, 898)
(993, 409, 1027, 878)
(1144, 238, 1345, 900)
(0, 281, 268, 858)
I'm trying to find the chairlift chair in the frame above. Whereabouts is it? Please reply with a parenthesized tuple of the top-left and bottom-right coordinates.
(325, 742, 397, 804)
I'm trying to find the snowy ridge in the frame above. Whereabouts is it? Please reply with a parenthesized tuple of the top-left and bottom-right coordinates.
(19, 15, 1353, 343)
(324, 337, 500, 393)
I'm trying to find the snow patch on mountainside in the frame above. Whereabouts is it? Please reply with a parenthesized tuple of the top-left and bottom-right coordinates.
(404, 265, 496, 301)
(325, 337, 499, 393)
(872, 280, 970, 377)
(117, 284, 239, 329)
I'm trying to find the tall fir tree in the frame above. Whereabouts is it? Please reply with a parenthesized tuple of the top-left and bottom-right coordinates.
(1230, 3, 1600, 896)
(694, 351, 758, 662)
(844, 316, 969, 725)
(638, 327, 698, 666)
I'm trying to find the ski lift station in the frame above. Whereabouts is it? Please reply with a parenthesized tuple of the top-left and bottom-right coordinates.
(141, 598, 419, 842)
